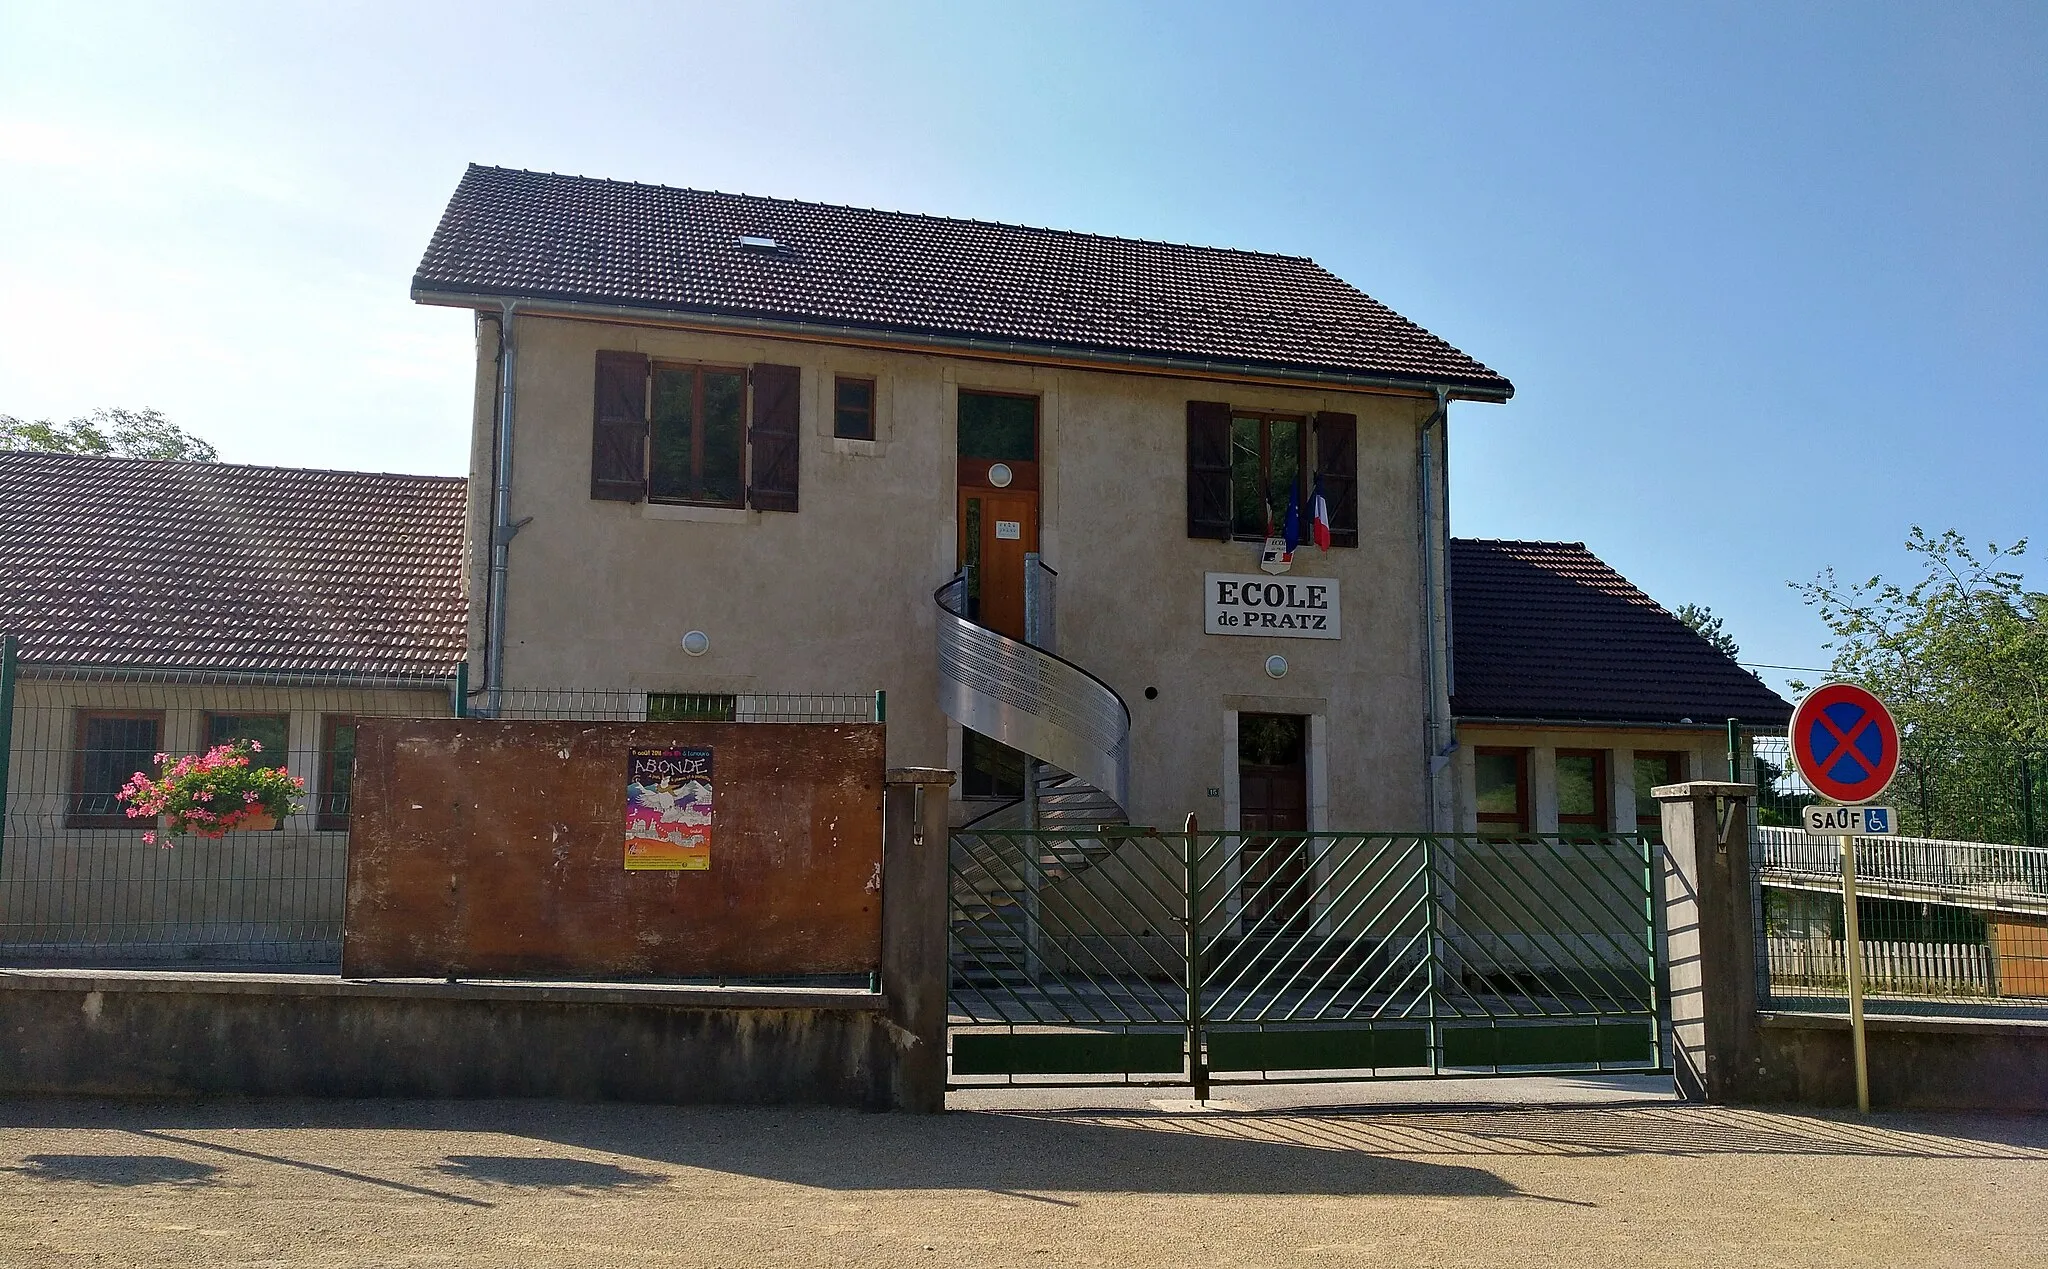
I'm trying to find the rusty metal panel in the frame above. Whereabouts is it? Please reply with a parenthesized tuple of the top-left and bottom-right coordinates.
(342, 720, 884, 979)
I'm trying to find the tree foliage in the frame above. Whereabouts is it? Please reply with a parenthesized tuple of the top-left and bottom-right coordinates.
(1674, 603, 1740, 659)
(0, 408, 218, 462)
(1792, 528, 2048, 844)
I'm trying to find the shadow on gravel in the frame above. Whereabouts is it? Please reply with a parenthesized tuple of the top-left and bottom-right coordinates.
(9, 1153, 220, 1187)
(433, 1155, 666, 1191)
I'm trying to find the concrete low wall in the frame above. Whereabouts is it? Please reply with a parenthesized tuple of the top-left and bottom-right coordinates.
(1751, 1011, 2048, 1111)
(0, 970, 905, 1109)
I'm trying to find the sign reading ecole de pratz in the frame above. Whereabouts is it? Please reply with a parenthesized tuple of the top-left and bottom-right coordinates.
(1204, 573, 1341, 639)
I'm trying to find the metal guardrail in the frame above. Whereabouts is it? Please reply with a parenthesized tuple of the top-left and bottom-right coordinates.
(1755, 825, 2048, 916)
(935, 571, 1129, 815)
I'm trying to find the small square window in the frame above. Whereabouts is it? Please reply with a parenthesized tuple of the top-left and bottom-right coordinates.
(1634, 751, 1684, 843)
(834, 377, 876, 441)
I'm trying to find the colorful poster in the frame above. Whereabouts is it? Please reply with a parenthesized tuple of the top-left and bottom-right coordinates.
(625, 747, 713, 870)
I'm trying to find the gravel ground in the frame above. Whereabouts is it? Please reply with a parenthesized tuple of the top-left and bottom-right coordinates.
(0, 1092, 2042, 1267)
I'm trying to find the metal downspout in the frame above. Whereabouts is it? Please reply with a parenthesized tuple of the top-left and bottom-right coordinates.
(1418, 389, 1451, 831)
(486, 303, 519, 717)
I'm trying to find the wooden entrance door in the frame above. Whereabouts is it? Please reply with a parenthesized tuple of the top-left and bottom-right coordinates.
(1238, 714, 1310, 929)
(957, 480, 1039, 642)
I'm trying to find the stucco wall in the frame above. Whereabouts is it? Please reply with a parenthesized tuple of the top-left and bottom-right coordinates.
(483, 315, 1441, 830)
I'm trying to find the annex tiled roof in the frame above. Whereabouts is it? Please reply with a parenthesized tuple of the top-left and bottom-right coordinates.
(1449, 539, 1791, 727)
(0, 452, 466, 679)
(414, 164, 1513, 398)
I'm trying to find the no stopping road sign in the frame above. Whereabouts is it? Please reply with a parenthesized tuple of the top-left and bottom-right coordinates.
(1789, 682, 1900, 805)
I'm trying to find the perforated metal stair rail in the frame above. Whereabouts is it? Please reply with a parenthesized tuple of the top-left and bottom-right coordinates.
(935, 570, 1129, 817)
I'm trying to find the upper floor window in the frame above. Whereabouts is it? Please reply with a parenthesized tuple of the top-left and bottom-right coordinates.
(1230, 412, 1304, 540)
(651, 363, 746, 507)
(68, 711, 162, 828)
(1556, 749, 1610, 834)
(589, 353, 800, 511)
(834, 377, 876, 441)
(1186, 401, 1356, 546)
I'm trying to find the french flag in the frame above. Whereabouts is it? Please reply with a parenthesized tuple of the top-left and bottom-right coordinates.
(1310, 477, 1332, 550)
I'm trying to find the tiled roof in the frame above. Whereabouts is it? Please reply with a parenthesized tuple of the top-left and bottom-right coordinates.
(414, 165, 1513, 398)
(1449, 539, 1791, 727)
(0, 452, 467, 679)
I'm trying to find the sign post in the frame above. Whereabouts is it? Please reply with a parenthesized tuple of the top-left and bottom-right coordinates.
(1787, 683, 1901, 1113)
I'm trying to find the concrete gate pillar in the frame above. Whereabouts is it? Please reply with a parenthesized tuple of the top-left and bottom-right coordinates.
(1654, 780, 1764, 1102)
(882, 767, 956, 1112)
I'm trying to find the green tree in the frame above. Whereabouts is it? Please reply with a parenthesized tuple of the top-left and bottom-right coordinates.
(1792, 528, 2048, 843)
(0, 408, 218, 462)
(1674, 602, 1740, 658)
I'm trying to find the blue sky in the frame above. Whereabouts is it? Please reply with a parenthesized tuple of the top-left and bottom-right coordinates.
(1, 1, 2041, 691)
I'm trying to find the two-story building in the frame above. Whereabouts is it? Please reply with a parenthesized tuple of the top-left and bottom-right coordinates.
(410, 164, 1785, 837)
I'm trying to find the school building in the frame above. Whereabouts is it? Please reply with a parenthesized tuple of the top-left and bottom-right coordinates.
(403, 164, 1787, 838)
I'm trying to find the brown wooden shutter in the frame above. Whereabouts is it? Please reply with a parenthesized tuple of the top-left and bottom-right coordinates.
(1186, 400, 1232, 539)
(590, 351, 649, 502)
(1313, 411, 1358, 548)
(748, 363, 801, 512)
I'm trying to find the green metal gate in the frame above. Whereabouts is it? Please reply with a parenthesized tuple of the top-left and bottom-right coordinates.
(949, 828, 1668, 1092)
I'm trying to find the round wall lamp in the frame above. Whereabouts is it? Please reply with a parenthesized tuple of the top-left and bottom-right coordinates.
(681, 630, 710, 656)
(1264, 654, 1288, 679)
(987, 462, 1014, 488)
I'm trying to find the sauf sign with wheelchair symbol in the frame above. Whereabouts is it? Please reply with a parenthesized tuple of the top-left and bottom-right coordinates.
(1801, 804, 1896, 836)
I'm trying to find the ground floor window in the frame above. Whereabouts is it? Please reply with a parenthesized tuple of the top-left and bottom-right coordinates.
(648, 693, 738, 722)
(205, 712, 288, 766)
(68, 711, 164, 827)
(1474, 747, 1529, 834)
(962, 729, 1027, 800)
(1633, 751, 1685, 842)
(318, 715, 357, 831)
(1556, 749, 1610, 833)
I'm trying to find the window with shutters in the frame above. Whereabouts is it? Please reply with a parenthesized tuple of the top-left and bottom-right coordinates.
(1187, 402, 1357, 545)
(590, 353, 801, 512)
(650, 363, 747, 507)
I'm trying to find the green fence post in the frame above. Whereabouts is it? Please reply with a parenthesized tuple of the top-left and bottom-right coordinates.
(1422, 833, 1443, 1076)
(874, 689, 886, 725)
(453, 660, 469, 718)
(1726, 718, 1741, 782)
(0, 634, 15, 866)
(1184, 814, 1208, 1101)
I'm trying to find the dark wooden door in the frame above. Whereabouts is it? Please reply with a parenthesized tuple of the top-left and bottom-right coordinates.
(1238, 714, 1309, 929)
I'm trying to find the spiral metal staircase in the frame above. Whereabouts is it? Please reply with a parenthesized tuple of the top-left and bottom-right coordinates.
(937, 559, 1132, 983)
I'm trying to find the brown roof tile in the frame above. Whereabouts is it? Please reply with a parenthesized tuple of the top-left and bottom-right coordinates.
(414, 165, 1513, 398)
(1448, 538, 1791, 727)
(0, 452, 467, 679)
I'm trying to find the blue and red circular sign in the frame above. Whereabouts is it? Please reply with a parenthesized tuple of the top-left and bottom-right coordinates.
(1789, 683, 1900, 805)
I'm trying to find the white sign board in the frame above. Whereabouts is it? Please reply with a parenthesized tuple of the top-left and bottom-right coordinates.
(994, 520, 1021, 540)
(1204, 573, 1341, 640)
(1802, 805, 1898, 836)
